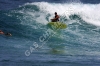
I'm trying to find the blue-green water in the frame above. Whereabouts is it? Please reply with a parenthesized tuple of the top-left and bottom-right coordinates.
(0, 2, 100, 66)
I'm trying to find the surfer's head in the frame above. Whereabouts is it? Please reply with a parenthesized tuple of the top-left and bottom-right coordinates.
(55, 12, 57, 15)
(5, 33, 12, 36)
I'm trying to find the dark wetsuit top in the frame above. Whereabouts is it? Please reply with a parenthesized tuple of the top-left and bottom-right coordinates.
(55, 15, 59, 22)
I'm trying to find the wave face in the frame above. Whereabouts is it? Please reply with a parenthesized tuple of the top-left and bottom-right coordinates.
(0, 2, 100, 66)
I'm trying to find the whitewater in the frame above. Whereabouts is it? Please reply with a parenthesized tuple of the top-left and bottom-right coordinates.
(20, 2, 100, 26)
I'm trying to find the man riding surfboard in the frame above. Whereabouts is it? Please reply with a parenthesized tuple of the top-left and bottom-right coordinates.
(51, 12, 60, 22)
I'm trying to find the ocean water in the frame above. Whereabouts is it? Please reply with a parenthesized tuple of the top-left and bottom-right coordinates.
(0, 0, 100, 66)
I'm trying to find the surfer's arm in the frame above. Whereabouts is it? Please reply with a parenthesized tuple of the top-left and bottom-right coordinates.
(51, 16, 59, 20)
(54, 15, 59, 20)
(0, 30, 4, 34)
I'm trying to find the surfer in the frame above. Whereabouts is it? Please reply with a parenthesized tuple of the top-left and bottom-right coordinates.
(51, 12, 60, 22)
(0, 30, 4, 34)
(0, 30, 12, 36)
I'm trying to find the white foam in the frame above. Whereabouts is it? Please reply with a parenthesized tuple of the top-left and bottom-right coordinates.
(24, 2, 100, 26)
